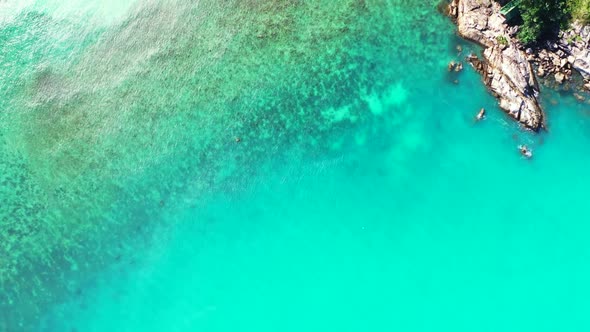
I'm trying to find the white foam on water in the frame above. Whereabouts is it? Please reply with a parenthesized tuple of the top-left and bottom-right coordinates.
(0, 0, 34, 23)
(0, 0, 139, 25)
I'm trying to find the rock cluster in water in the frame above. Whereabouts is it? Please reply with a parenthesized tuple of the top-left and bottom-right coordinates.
(449, 0, 544, 130)
(448, 0, 590, 130)
(527, 23, 590, 91)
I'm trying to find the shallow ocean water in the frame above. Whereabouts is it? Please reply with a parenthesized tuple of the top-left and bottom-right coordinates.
(2, 0, 590, 331)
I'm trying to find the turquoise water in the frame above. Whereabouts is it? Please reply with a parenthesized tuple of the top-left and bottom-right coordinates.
(3, 0, 590, 331)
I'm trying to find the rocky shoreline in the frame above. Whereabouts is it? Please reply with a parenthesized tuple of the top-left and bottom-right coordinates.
(447, 0, 590, 131)
(526, 23, 590, 96)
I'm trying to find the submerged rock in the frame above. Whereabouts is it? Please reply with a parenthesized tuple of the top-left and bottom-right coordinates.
(555, 72, 565, 84)
(448, 60, 457, 71)
(476, 107, 486, 120)
(449, 0, 544, 130)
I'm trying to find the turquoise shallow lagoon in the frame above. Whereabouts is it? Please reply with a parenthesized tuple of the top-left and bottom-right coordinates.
(2, 0, 590, 331)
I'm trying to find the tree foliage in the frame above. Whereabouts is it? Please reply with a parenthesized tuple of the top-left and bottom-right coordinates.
(568, 0, 590, 23)
(517, 0, 570, 44)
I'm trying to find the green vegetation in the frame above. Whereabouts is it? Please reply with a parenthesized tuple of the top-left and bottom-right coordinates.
(496, 35, 509, 45)
(517, 0, 570, 44)
(513, 0, 590, 44)
(566, 34, 584, 43)
(569, 0, 590, 23)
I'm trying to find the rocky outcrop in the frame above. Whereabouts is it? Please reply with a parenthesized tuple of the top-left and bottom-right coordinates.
(573, 58, 590, 79)
(449, 0, 544, 130)
(528, 23, 590, 87)
(558, 24, 590, 81)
